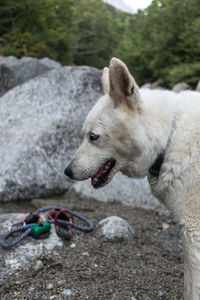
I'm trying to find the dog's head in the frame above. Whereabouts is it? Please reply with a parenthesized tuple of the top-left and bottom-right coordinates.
(65, 58, 147, 188)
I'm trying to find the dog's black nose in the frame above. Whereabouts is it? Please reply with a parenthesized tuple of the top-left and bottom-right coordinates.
(64, 166, 74, 179)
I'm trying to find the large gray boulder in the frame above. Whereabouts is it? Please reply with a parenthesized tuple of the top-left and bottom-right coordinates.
(0, 56, 61, 96)
(0, 66, 102, 201)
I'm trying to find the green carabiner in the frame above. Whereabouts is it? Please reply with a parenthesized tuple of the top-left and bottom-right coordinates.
(30, 222, 51, 239)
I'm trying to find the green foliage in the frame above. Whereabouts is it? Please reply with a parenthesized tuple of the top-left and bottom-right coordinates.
(0, 0, 76, 63)
(117, 0, 200, 87)
(168, 63, 200, 88)
(0, 0, 127, 68)
(0, 0, 199, 87)
(72, 0, 126, 68)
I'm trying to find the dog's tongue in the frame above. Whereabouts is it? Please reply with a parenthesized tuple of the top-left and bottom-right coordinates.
(91, 161, 112, 186)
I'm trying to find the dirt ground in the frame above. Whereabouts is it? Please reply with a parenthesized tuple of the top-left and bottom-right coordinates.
(0, 192, 184, 300)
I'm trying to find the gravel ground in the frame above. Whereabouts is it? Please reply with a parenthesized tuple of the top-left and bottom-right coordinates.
(0, 194, 184, 300)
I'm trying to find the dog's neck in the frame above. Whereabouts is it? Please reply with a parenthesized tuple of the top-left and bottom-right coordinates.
(140, 90, 178, 177)
(121, 91, 178, 179)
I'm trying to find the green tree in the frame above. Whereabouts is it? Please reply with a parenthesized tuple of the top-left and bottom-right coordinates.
(72, 0, 126, 69)
(117, 0, 200, 87)
(0, 0, 76, 63)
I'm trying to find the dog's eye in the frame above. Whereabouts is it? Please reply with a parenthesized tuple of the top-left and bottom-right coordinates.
(89, 133, 100, 141)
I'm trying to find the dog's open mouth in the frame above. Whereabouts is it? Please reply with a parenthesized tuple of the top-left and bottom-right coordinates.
(91, 159, 116, 189)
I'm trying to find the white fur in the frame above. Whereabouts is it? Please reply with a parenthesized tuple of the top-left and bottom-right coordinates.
(66, 58, 200, 299)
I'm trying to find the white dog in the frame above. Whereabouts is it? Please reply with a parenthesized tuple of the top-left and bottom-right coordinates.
(65, 58, 200, 299)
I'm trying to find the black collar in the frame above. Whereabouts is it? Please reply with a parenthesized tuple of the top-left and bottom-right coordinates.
(149, 151, 165, 178)
(148, 112, 177, 180)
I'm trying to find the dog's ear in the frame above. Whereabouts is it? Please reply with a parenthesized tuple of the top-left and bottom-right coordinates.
(102, 67, 109, 94)
(109, 58, 140, 110)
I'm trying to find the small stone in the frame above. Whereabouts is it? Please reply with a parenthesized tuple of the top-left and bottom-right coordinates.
(33, 260, 43, 272)
(98, 216, 134, 241)
(82, 252, 89, 256)
(50, 296, 57, 300)
(70, 243, 76, 248)
(76, 267, 84, 272)
(29, 285, 35, 291)
(46, 283, 54, 290)
(57, 280, 65, 287)
(162, 223, 169, 230)
(158, 290, 164, 297)
(62, 289, 74, 296)
(67, 270, 73, 277)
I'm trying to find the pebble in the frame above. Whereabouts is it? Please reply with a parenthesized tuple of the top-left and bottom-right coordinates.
(29, 284, 35, 291)
(70, 243, 76, 248)
(46, 283, 54, 290)
(76, 267, 84, 271)
(158, 290, 164, 297)
(67, 270, 73, 277)
(62, 289, 74, 296)
(57, 280, 65, 287)
(162, 223, 169, 230)
(33, 260, 43, 272)
(82, 252, 89, 256)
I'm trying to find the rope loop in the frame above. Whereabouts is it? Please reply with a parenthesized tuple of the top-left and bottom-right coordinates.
(0, 206, 94, 249)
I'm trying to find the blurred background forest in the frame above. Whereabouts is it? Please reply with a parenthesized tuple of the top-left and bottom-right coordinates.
(0, 0, 200, 88)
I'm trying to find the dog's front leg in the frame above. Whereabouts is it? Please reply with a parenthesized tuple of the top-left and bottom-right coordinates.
(181, 228, 200, 300)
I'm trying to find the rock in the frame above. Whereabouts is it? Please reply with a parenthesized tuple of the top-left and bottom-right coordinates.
(0, 66, 102, 201)
(162, 223, 170, 230)
(172, 82, 190, 93)
(0, 213, 63, 279)
(81, 251, 89, 256)
(140, 83, 152, 89)
(56, 280, 66, 287)
(98, 216, 134, 241)
(196, 79, 200, 91)
(39, 57, 61, 69)
(29, 285, 35, 291)
(152, 78, 165, 89)
(72, 174, 167, 214)
(141, 79, 165, 90)
(46, 283, 54, 290)
(157, 290, 164, 297)
(0, 56, 61, 96)
(62, 289, 74, 296)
